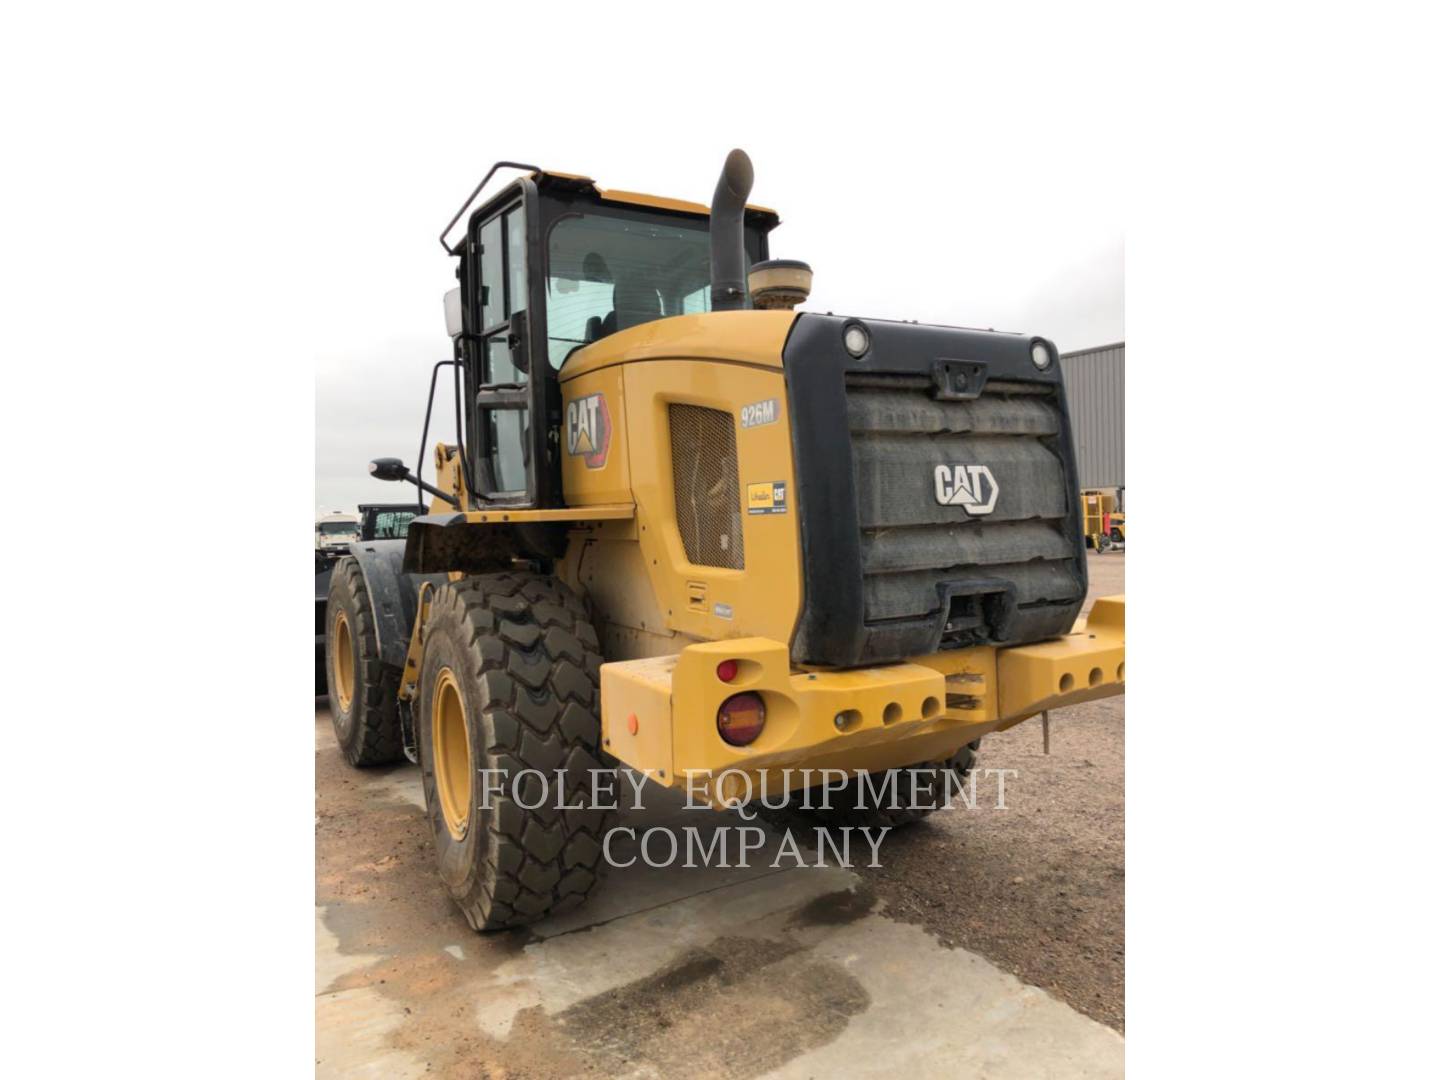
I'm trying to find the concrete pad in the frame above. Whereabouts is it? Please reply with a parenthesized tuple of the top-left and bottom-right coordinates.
(473, 867, 851, 1038)
(316, 911, 428, 1078)
(316, 987, 427, 1079)
(765, 914, 1124, 1079)
(453, 868, 1120, 1077)
(316, 708, 1124, 1076)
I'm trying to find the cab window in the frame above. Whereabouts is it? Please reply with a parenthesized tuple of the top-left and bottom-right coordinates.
(545, 211, 745, 368)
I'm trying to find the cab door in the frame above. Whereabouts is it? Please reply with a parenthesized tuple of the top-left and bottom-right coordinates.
(468, 199, 532, 497)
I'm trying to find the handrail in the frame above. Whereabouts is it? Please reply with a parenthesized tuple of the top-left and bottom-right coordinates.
(414, 356, 484, 507)
(438, 160, 541, 255)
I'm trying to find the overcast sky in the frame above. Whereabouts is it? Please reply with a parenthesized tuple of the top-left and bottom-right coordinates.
(314, 35, 1122, 515)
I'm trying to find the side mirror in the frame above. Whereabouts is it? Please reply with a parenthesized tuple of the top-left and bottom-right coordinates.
(443, 288, 463, 339)
(368, 457, 408, 482)
(366, 456, 459, 509)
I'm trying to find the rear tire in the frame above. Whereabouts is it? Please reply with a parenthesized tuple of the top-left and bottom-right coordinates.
(325, 557, 403, 766)
(769, 741, 981, 830)
(416, 572, 612, 930)
(1109, 527, 1124, 544)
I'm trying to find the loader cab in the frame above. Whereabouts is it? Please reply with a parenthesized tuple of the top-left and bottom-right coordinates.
(451, 170, 778, 511)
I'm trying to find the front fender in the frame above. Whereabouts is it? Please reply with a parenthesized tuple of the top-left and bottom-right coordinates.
(344, 540, 445, 671)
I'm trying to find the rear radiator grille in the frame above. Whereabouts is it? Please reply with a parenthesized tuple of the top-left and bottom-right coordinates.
(669, 404, 744, 570)
(845, 379, 1082, 644)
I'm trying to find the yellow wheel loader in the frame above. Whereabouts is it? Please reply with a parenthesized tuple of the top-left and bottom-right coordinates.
(324, 151, 1126, 929)
(1081, 488, 1125, 551)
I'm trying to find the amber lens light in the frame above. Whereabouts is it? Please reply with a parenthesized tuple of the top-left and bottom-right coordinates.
(716, 659, 739, 683)
(716, 692, 766, 746)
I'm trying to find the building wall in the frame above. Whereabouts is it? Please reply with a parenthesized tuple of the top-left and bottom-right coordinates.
(1059, 342, 1124, 491)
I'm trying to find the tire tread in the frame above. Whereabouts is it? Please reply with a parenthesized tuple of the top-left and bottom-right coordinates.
(327, 557, 403, 766)
(422, 572, 611, 929)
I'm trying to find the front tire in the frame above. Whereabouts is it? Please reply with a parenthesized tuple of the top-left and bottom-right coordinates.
(417, 572, 612, 929)
(325, 557, 403, 765)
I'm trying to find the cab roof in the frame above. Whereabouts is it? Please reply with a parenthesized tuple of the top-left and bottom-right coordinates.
(441, 160, 780, 256)
(533, 169, 780, 222)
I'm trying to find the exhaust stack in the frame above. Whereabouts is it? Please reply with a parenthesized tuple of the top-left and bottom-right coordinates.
(709, 149, 754, 312)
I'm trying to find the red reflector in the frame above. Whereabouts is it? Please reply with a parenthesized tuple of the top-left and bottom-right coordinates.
(716, 659, 739, 683)
(717, 692, 765, 746)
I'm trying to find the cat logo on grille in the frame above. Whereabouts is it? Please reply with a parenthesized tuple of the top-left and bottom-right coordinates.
(934, 464, 998, 515)
(566, 393, 610, 469)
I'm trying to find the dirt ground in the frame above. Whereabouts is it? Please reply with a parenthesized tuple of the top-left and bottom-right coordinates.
(316, 551, 1125, 1074)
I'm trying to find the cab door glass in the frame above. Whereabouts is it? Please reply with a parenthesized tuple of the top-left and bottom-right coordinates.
(485, 335, 522, 388)
(476, 202, 529, 494)
(480, 208, 528, 388)
(506, 209, 527, 320)
(480, 216, 505, 331)
(489, 409, 528, 492)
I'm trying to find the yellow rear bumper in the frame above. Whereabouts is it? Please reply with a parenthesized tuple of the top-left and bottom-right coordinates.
(599, 596, 1125, 805)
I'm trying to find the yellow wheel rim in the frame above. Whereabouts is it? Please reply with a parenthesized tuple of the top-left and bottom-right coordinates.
(331, 609, 355, 713)
(432, 667, 472, 840)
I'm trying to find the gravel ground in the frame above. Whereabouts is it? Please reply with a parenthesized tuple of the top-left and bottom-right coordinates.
(846, 550, 1126, 1030)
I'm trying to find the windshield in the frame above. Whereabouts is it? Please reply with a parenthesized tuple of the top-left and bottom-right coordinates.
(318, 522, 357, 536)
(545, 211, 753, 368)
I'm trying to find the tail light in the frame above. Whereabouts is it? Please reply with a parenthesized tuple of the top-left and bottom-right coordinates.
(716, 659, 739, 683)
(717, 692, 765, 746)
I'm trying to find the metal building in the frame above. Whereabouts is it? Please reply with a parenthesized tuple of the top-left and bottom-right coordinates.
(1060, 342, 1125, 493)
